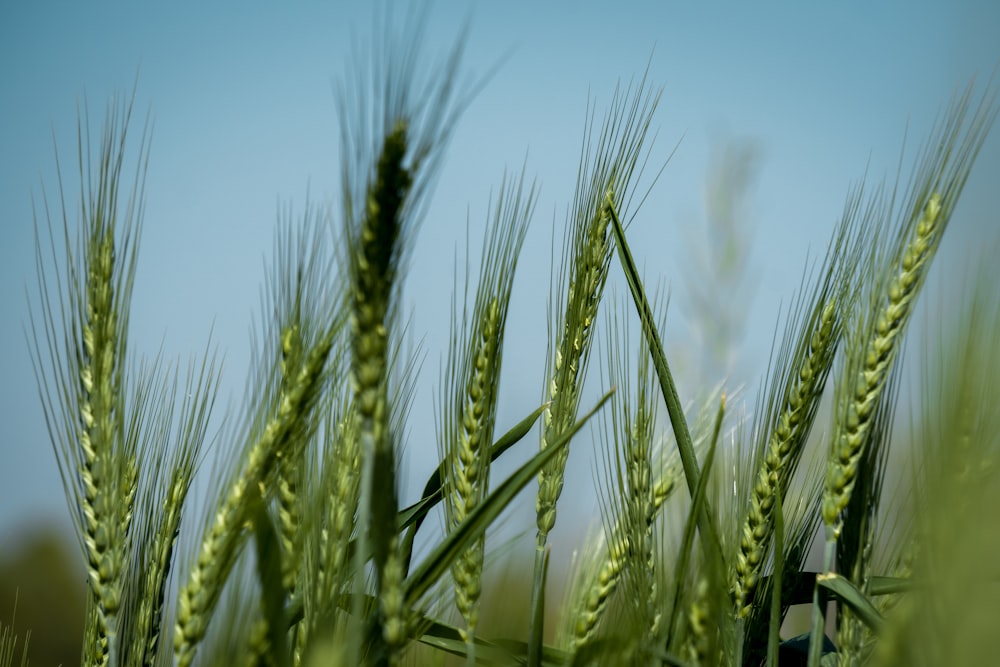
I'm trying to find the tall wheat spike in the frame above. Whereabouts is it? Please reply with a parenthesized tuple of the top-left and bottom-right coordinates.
(567, 345, 697, 653)
(174, 202, 338, 667)
(806, 83, 996, 667)
(731, 297, 838, 617)
(29, 93, 152, 667)
(337, 8, 470, 662)
(297, 388, 356, 661)
(438, 169, 534, 659)
(823, 83, 995, 535)
(728, 178, 885, 621)
(583, 297, 664, 651)
(532, 77, 661, 632)
(872, 256, 1000, 667)
(121, 355, 218, 667)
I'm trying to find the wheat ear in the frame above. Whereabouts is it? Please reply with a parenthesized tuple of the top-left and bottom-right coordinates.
(174, 330, 333, 667)
(126, 355, 218, 667)
(570, 466, 680, 650)
(823, 81, 997, 533)
(346, 121, 410, 665)
(581, 301, 662, 649)
(276, 318, 307, 597)
(322, 407, 361, 598)
(535, 77, 660, 549)
(336, 16, 470, 659)
(627, 352, 661, 642)
(447, 297, 499, 637)
(822, 194, 940, 532)
(132, 468, 194, 665)
(299, 398, 359, 661)
(78, 217, 131, 652)
(536, 192, 613, 544)
(29, 93, 152, 667)
(732, 299, 837, 615)
(681, 578, 712, 666)
(438, 172, 533, 656)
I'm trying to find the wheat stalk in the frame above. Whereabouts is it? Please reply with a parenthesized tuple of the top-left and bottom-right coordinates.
(336, 15, 471, 662)
(345, 119, 410, 665)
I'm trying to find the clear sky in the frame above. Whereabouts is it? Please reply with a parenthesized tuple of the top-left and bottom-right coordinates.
(2, 1, 998, 559)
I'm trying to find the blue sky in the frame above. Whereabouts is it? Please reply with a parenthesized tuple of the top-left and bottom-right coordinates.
(2, 1, 998, 557)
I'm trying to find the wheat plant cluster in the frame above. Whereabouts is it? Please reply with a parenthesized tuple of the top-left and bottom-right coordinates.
(7, 13, 1000, 667)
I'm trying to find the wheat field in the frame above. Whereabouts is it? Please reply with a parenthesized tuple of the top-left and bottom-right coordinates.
(5, 9, 999, 667)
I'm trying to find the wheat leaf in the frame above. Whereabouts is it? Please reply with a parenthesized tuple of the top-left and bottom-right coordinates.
(404, 390, 612, 609)
(816, 573, 884, 633)
(400, 402, 546, 542)
(606, 194, 723, 568)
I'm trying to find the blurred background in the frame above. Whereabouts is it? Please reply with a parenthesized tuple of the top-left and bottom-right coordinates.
(1, 1, 998, 661)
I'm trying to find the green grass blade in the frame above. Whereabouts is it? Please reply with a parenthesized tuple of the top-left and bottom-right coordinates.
(404, 390, 613, 609)
(399, 402, 547, 571)
(666, 392, 724, 651)
(868, 576, 914, 596)
(606, 194, 722, 565)
(570, 637, 691, 667)
(605, 193, 697, 492)
(416, 633, 520, 667)
(816, 573, 884, 634)
(417, 620, 575, 667)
